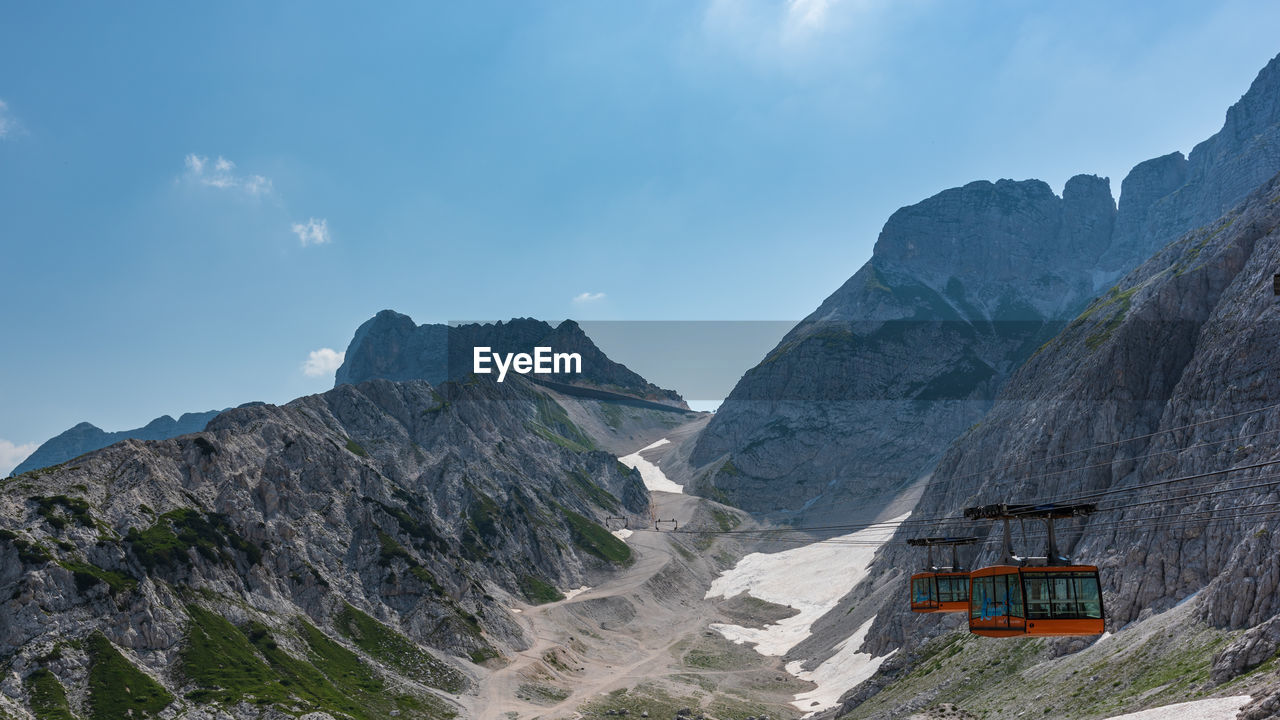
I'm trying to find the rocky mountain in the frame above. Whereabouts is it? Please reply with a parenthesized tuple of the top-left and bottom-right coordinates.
(824, 154, 1280, 720)
(689, 51, 1280, 521)
(0, 375, 647, 719)
(337, 311, 687, 409)
(11, 410, 229, 478)
(687, 175, 1117, 515)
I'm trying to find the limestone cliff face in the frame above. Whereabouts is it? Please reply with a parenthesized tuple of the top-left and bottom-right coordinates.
(689, 176, 1118, 515)
(693, 51, 1280, 520)
(336, 311, 687, 408)
(850, 170, 1280, 663)
(0, 376, 646, 718)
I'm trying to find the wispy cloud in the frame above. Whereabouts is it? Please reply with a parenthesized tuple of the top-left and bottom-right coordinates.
(302, 348, 345, 378)
(572, 292, 607, 304)
(703, 0, 888, 59)
(183, 153, 274, 196)
(0, 100, 20, 138)
(0, 439, 37, 476)
(291, 218, 330, 246)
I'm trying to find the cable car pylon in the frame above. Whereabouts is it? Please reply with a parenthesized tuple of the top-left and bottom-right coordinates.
(963, 503, 1104, 638)
(907, 536, 978, 613)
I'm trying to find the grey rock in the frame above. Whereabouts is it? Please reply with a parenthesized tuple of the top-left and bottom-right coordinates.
(0, 375, 648, 717)
(337, 311, 687, 408)
(11, 410, 227, 477)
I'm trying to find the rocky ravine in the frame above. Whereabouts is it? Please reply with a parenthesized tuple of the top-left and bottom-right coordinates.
(0, 376, 652, 719)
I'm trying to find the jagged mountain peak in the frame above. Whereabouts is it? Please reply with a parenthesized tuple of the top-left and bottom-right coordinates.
(336, 310, 687, 408)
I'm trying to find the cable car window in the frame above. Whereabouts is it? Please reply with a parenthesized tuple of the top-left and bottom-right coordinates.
(1022, 572, 1101, 620)
(971, 576, 994, 619)
(913, 577, 935, 604)
(1073, 575, 1102, 619)
(937, 576, 967, 603)
(1003, 573, 1023, 618)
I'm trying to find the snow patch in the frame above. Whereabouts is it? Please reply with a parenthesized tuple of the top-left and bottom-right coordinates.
(1102, 695, 1251, 720)
(562, 586, 591, 601)
(611, 528, 634, 541)
(786, 617, 894, 715)
(704, 513, 909, 655)
(618, 438, 683, 493)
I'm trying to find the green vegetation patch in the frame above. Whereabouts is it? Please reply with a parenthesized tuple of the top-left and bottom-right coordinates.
(180, 604, 286, 705)
(1077, 284, 1138, 351)
(86, 632, 173, 720)
(710, 508, 740, 532)
(31, 495, 94, 530)
(179, 605, 454, 718)
(125, 509, 261, 571)
(0, 529, 54, 565)
(345, 438, 369, 457)
(26, 668, 75, 720)
(518, 574, 565, 605)
(57, 558, 137, 595)
(566, 467, 621, 512)
(333, 604, 467, 693)
(559, 507, 632, 565)
(529, 393, 596, 452)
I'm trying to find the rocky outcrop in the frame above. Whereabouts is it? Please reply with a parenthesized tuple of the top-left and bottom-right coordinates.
(689, 176, 1118, 515)
(835, 169, 1280, 716)
(11, 410, 228, 477)
(693, 51, 1280, 521)
(337, 311, 687, 408)
(0, 376, 648, 718)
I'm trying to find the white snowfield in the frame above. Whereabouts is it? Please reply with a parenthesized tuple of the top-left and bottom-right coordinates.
(611, 528, 634, 541)
(618, 438, 684, 493)
(704, 513, 910, 714)
(562, 586, 591, 601)
(786, 617, 893, 714)
(1102, 695, 1251, 720)
(705, 513, 910, 655)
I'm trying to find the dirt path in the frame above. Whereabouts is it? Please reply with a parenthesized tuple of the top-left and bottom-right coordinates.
(462, 491, 729, 719)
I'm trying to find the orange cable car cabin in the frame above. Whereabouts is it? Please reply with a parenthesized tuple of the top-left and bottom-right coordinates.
(907, 536, 978, 614)
(963, 503, 1105, 638)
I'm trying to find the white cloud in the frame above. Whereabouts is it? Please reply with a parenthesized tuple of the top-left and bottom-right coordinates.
(573, 291, 606, 304)
(291, 218, 330, 246)
(786, 0, 837, 31)
(302, 348, 345, 378)
(0, 99, 19, 138)
(183, 153, 274, 196)
(0, 439, 37, 477)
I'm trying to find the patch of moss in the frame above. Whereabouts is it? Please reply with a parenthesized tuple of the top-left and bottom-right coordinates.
(529, 393, 595, 452)
(31, 495, 94, 531)
(333, 604, 467, 693)
(180, 605, 287, 705)
(518, 574, 565, 605)
(125, 509, 261, 571)
(710, 508, 740, 532)
(57, 559, 137, 595)
(566, 468, 621, 512)
(378, 531, 414, 566)
(601, 402, 624, 429)
(86, 632, 173, 720)
(26, 668, 75, 720)
(559, 507, 632, 566)
(345, 438, 369, 457)
(1, 530, 53, 565)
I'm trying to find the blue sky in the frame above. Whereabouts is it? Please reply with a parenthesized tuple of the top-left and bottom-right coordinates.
(2, 0, 1280, 472)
